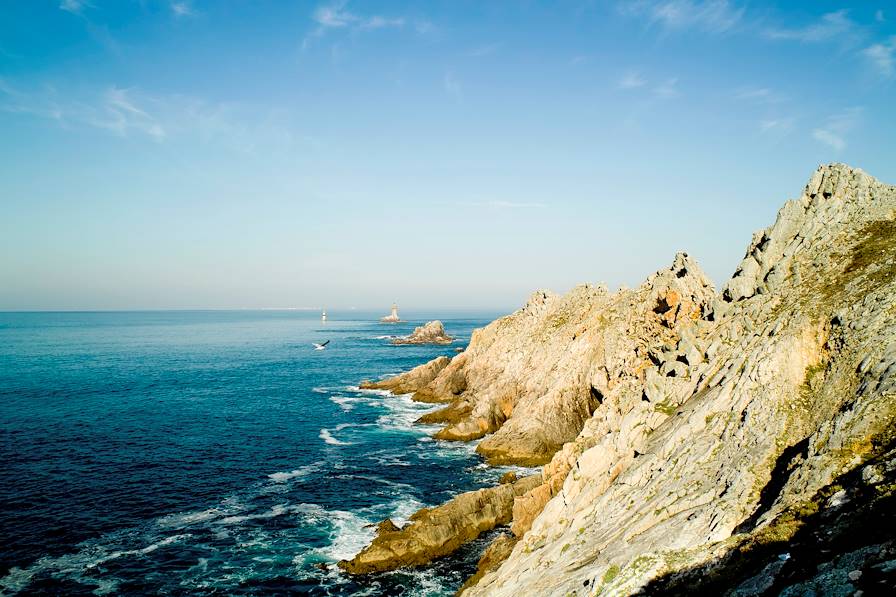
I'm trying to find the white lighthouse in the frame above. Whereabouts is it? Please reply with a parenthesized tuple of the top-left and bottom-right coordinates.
(321, 309, 327, 322)
(380, 303, 400, 323)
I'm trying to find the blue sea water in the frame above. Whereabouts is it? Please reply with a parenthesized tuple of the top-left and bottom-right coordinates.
(0, 310, 522, 596)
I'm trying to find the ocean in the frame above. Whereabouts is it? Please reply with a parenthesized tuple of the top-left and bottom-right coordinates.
(0, 310, 520, 596)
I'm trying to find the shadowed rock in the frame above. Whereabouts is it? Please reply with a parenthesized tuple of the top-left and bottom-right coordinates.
(338, 474, 542, 575)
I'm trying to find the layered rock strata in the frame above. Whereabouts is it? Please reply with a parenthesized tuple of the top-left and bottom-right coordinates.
(465, 163, 896, 595)
(368, 252, 715, 466)
(343, 164, 896, 596)
(338, 473, 541, 574)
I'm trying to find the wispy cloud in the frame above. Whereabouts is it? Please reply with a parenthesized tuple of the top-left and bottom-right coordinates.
(0, 79, 300, 152)
(619, 0, 744, 34)
(734, 86, 785, 104)
(618, 71, 647, 89)
(170, 1, 196, 18)
(875, 10, 885, 23)
(811, 107, 862, 151)
(863, 36, 896, 78)
(759, 118, 794, 134)
(59, 0, 92, 14)
(443, 72, 462, 102)
(763, 10, 856, 43)
(304, 1, 411, 48)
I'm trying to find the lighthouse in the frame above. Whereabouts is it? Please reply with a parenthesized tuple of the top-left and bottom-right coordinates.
(380, 303, 400, 323)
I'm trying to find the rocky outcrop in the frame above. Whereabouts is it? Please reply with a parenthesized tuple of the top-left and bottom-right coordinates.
(463, 164, 896, 596)
(392, 320, 454, 345)
(377, 252, 715, 466)
(337, 473, 541, 575)
(359, 355, 450, 395)
(343, 164, 896, 596)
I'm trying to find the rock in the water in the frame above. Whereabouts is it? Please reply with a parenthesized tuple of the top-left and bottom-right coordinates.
(359, 355, 450, 394)
(392, 320, 454, 345)
(337, 474, 541, 575)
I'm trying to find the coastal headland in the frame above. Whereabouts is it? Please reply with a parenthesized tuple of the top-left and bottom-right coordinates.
(347, 164, 896, 596)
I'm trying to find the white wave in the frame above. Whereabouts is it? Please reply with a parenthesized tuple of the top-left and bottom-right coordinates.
(319, 428, 352, 446)
(0, 533, 192, 595)
(329, 395, 355, 411)
(267, 464, 318, 483)
(217, 504, 290, 526)
(322, 509, 377, 561)
(390, 497, 425, 526)
(373, 335, 398, 340)
(156, 508, 225, 528)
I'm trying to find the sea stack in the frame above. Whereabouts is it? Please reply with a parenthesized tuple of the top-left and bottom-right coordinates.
(392, 321, 454, 345)
(380, 303, 401, 323)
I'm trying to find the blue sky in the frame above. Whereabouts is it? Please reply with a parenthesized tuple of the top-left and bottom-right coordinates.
(1, 1, 894, 311)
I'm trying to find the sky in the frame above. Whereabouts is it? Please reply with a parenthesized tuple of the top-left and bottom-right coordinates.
(1, 1, 894, 311)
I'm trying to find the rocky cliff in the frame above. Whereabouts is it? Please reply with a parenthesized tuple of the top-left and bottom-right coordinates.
(345, 164, 896, 596)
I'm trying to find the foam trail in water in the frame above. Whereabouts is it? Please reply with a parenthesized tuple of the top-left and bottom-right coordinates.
(319, 428, 352, 446)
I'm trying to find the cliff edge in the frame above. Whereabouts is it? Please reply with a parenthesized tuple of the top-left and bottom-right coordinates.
(344, 164, 896, 596)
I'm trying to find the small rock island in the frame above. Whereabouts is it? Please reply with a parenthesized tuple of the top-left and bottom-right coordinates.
(392, 320, 453, 345)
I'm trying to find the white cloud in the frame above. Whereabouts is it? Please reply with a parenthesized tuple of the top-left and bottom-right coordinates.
(618, 71, 647, 89)
(311, 2, 404, 31)
(620, 0, 743, 34)
(734, 86, 784, 103)
(863, 36, 896, 78)
(85, 87, 166, 140)
(361, 16, 406, 30)
(304, 2, 409, 50)
(59, 0, 92, 14)
(811, 107, 862, 151)
(763, 10, 856, 43)
(812, 128, 845, 151)
(0, 80, 300, 152)
(171, 2, 196, 18)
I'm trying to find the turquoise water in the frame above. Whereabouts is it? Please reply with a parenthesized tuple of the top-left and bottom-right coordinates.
(0, 310, 518, 595)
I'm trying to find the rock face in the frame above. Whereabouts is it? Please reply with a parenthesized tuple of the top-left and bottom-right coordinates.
(343, 164, 895, 596)
(461, 164, 896, 595)
(359, 355, 450, 395)
(377, 252, 715, 466)
(338, 474, 541, 575)
(392, 320, 454, 345)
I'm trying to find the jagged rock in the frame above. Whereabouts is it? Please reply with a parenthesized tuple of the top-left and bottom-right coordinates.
(359, 355, 450, 394)
(337, 474, 541, 575)
(462, 164, 896, 596)
(371, 253, 715, 466)
(391, 320, 454, 345)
